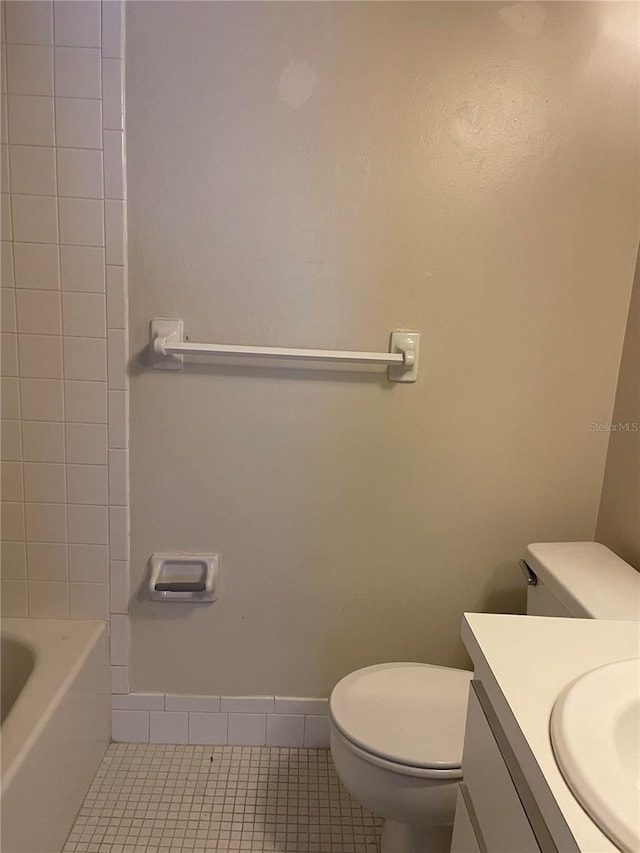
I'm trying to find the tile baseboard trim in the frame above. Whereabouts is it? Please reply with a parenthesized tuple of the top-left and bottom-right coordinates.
(111, 693, 330, 747)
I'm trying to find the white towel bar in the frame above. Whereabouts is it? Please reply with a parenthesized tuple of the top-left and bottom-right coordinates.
(149, 319, 420, 382)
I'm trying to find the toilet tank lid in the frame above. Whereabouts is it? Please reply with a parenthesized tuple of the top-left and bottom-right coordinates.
(526, 542, 640, 620)
(329, 663, 472, 770)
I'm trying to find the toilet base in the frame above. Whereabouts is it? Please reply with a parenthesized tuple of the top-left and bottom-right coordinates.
(381, 819, 453, 853)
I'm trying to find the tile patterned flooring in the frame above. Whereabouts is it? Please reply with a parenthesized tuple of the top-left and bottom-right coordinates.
(63, 744, 383, 852)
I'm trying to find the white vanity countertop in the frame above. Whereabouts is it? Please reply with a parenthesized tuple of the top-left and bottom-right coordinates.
(461, 612, 639, 853)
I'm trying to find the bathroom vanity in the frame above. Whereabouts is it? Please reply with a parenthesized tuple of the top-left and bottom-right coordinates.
(451, 613, 639, 853)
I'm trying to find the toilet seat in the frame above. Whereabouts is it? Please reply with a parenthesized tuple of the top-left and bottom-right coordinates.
(329, 662, 472, 773)
(330, 724, 464, 780)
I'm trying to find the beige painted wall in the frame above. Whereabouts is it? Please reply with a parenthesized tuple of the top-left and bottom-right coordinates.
(597, 248, 640, 569)
(127, 2, 639, 695)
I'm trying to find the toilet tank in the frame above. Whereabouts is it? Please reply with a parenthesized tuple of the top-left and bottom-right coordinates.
(523, 542, 640, 619)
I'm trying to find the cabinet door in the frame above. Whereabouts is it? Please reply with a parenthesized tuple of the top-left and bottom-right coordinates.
(463, 689, 541, 853)
(451, 787, 483, 853)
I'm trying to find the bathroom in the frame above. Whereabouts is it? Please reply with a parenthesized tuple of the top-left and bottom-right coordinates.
(0, 1, 639, 851)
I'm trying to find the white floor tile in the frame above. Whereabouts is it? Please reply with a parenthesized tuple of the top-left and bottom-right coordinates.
(63, 744, 382, 852)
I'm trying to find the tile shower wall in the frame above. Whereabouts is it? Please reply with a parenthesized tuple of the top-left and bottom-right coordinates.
(0, 1, 130, 693)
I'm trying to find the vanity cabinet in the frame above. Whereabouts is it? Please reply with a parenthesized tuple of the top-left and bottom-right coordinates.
(451, 685, 542, 853)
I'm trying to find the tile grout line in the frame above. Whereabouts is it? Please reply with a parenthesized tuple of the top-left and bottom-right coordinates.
(51, 0, 71, 617)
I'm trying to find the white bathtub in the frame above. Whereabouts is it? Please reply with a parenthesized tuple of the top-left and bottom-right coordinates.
(1, 619, 110, 853)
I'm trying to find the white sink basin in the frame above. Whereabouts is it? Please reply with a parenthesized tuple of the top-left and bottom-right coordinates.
(550, 658, 640, 853)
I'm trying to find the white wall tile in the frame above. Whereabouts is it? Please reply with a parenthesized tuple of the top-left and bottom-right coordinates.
(108, 448, 127, 505)
(28, 579, 68, 617)
(110, 613, 129, 665)
(63, 336, 106, 380)
(227, 714, 266, 746)
(1, 241, 15, 288)
(111, 665, 129, 694)
(1, 502, 25, 540)
(58, 197, 104, 246)
(65, 380, 107, 423)
(0, 249, 13, 292)
(1, 420, 22, 463)
(25, 501, 66, 542)
(3, 146, 11, 195)
(18, 334, 62, 378)
(16, 288, 61, 334)
(24, 462, 66, 502)
(9, 145, 56, 195)
(69, 542, 109, 582)
(11, 194, 58, 242)
(2, 541, 27, 578)
(1, 497, 25, 541)
(102, 58, 123, 129)
(55, 97, 102, 148)
(1, 461, 24, 501)
(0, 96, 7, 144)
(54, 1, 101, 48)
(2, 148, 11, 198)
(1, 579, 28, 616)
(106, 265, 125, 328)
(68, 503, 108, 544)
(1, 194, 12, 240)
(5, 1, 53, 45)
(1, 418, 22, 460)
(266, 714, 305, 747)
(104, 199, 124, 264)
(7, 45, 54, 96)
(103, 130, 124, 199)
(66, 422, 107, 464)
(67, 463, 108, 503)
(70, 580, 109, 618)
(13, 242, 60, 289)
(188, 713, 228, 745)
(54, 47, 101, 98)
(60, 245, 105, 291)
(112, 710, 148, 742)
(1, 334, 19, 377)
(20, 378, 64, 421)
(22, 420, 64, 462)
(109, 559, 129, 612)
(108, 389, 128, 448)
(8, 95, 55, 145)
(57, 147, 103, 198)
(112, 693, 164, 711)
(221, 696, 275, 713)
(166, 695, 221, 713)
(150, 711, 188, 744)
(102, 2, 124, 59)
(303, 715, 330, 748)
(107, 329, 127, 389)
(108, 505, 128, 560)
(1, 377, 21, 419)
(1, 144, 9, 194)
(1, 287, 16, 332)
(62, 291, 106, 337)
(26, 541, 67, 580)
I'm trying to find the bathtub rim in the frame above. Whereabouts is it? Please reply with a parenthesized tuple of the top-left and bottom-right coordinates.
(1, 618, 107, 794)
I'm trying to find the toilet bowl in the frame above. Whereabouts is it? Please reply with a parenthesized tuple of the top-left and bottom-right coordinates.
(329, 662, 472, 853)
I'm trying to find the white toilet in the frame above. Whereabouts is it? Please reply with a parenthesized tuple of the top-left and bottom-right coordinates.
(329, 542, 640, 853)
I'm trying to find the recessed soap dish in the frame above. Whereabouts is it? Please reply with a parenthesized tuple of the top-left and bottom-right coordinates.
(149, 553, 219, 602)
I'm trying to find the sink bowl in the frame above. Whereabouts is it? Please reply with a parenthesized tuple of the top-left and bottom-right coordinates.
(550, 658, 640, 853)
